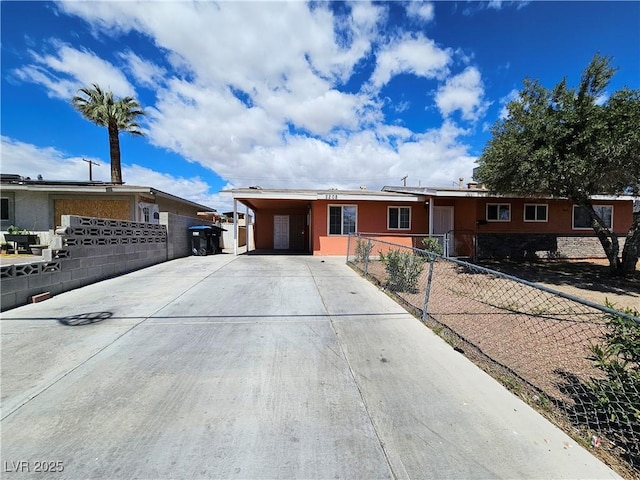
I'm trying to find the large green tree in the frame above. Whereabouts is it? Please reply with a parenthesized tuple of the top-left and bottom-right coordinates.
(72, 84, 145, 184)
(476, 54, 640, 275)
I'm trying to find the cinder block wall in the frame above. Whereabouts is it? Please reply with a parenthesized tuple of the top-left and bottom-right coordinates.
(160, 212, 212, 260)
(1, 215, 168, 311)
(477, 233, 626, 259)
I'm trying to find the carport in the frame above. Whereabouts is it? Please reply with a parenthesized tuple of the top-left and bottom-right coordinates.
(229, 188, 315, 255)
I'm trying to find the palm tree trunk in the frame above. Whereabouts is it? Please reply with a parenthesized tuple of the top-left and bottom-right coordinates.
(108, 122, 122, 184)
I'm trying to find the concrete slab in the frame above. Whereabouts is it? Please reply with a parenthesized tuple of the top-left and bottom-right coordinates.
(0, 255, 620, 479)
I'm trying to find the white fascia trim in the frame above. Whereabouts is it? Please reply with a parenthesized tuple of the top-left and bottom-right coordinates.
(317, 193, 424, 202)
(431, 190, 489, 198)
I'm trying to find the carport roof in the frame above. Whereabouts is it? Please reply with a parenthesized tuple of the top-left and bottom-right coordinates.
(224, 187, 426, 211)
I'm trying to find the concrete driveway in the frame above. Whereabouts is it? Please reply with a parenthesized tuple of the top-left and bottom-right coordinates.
(0, 254, 619, 479)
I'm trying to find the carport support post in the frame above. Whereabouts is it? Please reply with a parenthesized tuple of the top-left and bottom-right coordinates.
(421, 255, 435, 323)
(233, 199, 238, 256)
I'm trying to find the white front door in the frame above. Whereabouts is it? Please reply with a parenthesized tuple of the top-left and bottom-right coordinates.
(274, 215, 289, 249)
(432, 206, 454, 256)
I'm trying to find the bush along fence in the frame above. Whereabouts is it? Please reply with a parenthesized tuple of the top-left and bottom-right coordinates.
(346, 233, 640, 476)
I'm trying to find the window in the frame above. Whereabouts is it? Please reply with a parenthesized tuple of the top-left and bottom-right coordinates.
(328, 205, 357, 235)
(142, 207, 150, 223)
(0, 198, 8, 221)
(524, 204, 548, 222)
(487, 203, 511, 222)
(388, 206, 411, 230)
(573, 205, 613, 230)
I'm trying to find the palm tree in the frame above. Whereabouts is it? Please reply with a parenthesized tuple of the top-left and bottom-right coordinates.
(72, 84, 145, 184)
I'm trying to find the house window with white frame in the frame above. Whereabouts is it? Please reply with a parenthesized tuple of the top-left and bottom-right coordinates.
(328, 205, 357, 235)
(524, 204, 548, 222)
(388, 206, 411, 230)
(573, 205, 613, 230)
(487, 203, 511, 222)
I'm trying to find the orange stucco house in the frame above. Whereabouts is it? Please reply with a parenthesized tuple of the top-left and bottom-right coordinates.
(227, 185, 636, 259)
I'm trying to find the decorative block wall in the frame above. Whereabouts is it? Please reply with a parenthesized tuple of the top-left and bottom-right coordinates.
(1, 215, 168, 311)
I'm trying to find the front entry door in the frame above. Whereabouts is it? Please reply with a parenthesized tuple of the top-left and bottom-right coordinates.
(432, 206, 454, 256)
(274, 215, 290, 249)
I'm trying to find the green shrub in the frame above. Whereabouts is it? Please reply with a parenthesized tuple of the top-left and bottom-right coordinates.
(7, 225, 29, 234)
(422, 237, 444, 255)
(379, 249, 425, 293)
(587, 304, 639, 460)
(355, 238, 373, 264)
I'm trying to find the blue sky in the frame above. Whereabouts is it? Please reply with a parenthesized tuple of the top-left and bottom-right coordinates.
(1, 1, 638, 211)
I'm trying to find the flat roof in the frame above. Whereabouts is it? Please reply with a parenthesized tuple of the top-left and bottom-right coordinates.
(1, 180, 216, 211)
(382, 186, 637, 201)
(224, 187, 426, 203)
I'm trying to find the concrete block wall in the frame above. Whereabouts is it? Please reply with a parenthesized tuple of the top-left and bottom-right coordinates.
(556, 236, 627, 258)
(1, 215, 168, 311)
(477, 233, 626, 260)
(160, 212, 213, 260)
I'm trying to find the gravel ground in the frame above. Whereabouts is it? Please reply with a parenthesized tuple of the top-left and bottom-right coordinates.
(346, 241, 640, 472)
(361, 259, 607, 399)
(351, 255, 639, 476)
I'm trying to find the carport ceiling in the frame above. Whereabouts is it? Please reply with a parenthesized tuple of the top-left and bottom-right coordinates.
(235, 198, 311, 211)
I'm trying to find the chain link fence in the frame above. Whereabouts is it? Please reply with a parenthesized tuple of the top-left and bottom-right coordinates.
(346, 234, 640, 476)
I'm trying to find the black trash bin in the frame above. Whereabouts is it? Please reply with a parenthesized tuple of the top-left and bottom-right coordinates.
(188, 225, 226, 256)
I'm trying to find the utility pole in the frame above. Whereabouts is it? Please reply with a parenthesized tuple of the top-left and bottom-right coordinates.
(401, 175, 408, 186)
(83, 158, 100, 181)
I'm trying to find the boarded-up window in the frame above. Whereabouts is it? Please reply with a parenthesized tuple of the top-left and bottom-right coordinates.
(54, 199, 131, 227)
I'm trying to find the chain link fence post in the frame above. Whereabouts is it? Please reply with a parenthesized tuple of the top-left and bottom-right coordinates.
(421, 254, 435, 323)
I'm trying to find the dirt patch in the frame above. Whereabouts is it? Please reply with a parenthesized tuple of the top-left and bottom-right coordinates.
(477, 259, 640, 311)
(351, 256, 639, 476)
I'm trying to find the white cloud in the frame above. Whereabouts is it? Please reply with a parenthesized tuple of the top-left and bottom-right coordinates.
(488, 1, 531, 10)
(10, 2, 482, 195)
(120, 51, 167, 90)
(0, 136, 222, 209)
(370, 33, 452, 88)
(406, 2, 435, 22)
(0, 135, 107, 181)
(122, 164, 220, 210)
(435, 66, 490, 121)
(498, 88, 521, 119)
(14, 42, 135, 99)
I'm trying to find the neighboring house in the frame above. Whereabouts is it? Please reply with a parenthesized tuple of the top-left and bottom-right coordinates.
(227, 184, 635, 259)
(383, 184, 635, 259)
(1, 174, 215, 244)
